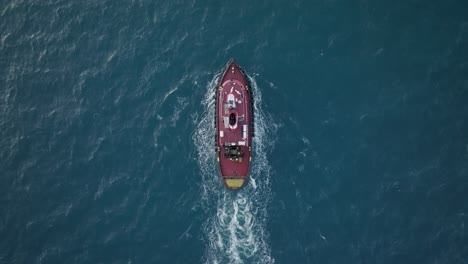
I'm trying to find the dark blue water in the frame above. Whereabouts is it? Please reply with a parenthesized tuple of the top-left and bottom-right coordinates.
(2, 0, 468, 263)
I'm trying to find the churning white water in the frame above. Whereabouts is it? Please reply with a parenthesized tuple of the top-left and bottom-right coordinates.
(193, 72, 276, 264)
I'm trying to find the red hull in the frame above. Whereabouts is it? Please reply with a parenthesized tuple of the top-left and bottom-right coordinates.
(215, 59, 253, 189)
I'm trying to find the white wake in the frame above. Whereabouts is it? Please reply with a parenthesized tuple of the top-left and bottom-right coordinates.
(193, 72, 276, 264)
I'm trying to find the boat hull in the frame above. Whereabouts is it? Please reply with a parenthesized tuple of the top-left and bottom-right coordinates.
(215, 59, 253, 190)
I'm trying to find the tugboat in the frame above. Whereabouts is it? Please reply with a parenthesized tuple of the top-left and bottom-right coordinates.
(215, 59, 253, 190)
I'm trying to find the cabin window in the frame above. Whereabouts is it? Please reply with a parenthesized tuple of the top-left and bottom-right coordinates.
(229, 113, 236, 126)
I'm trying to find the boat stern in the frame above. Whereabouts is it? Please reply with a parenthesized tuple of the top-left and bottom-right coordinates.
(223, 177, 248, 190)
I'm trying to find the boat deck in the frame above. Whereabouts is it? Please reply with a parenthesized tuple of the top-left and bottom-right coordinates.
(216, 62, 252, 179)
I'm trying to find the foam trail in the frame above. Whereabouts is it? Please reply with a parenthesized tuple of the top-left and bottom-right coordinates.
(193, 72, 276, 264)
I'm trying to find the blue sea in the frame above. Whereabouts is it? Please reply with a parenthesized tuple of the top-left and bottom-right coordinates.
(1, 0, 468, 263)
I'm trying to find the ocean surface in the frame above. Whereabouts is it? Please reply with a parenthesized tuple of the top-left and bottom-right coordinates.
(1, 0, 468, 263)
